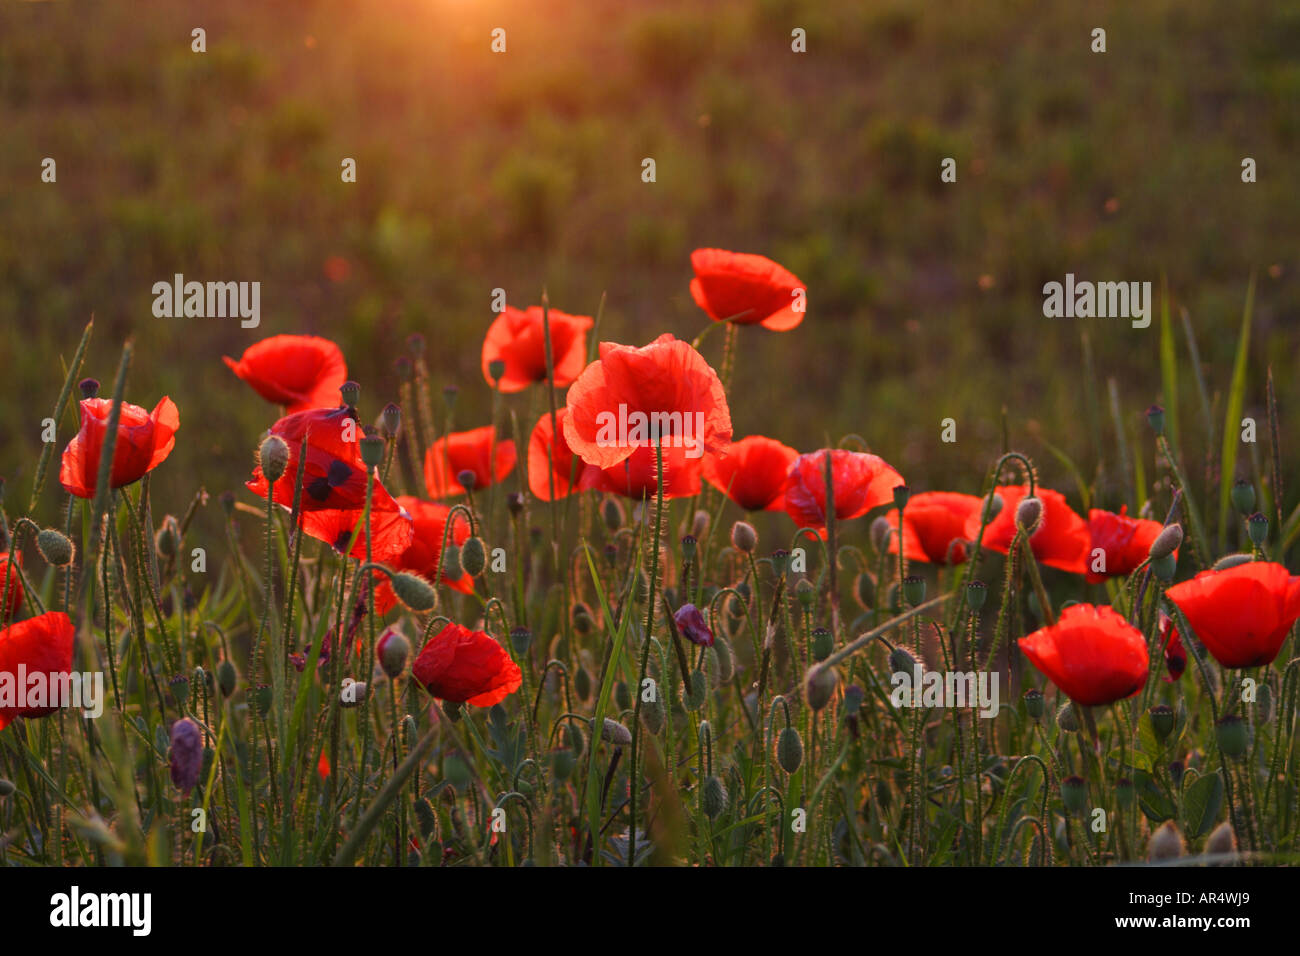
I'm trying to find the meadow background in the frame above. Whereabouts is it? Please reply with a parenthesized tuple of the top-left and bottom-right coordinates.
(1, 0, 1297, 537)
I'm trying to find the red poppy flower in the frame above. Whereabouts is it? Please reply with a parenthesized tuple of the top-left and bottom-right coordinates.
(689, 248, 807, 331)
(528, 409, 599, 501)
(1157, 611, 1186, 682)
(223, 335, 347, 413)
(590, 442, 703, 500)
(481, 305, 594, 393)
(374, 497, 475, 614)
(317, 750, 331, 780)
(59, 396, 179, 499)
(1165, 561, 1300, 668)
(1086, 506, 1169, 583)
(0, 553, 24, 621)
(424, 426, 516, 498)
(968, 485, 1089, 575)
(782, 449, 904, 532)
(0, 611, 76, 731)
(884, 491, 983, 565)
(297, 505, 414, 562)
(412, 622, 523, 707)
(563, 334, 732, 471)
(703, 435, 798, 511)
(1018, 603, 1149, 707)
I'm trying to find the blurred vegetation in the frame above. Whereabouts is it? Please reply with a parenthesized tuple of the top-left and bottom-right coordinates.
(1, 0, 1297, 542)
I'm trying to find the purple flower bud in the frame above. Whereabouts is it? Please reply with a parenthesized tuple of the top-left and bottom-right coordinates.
(169, 718, 203, 795)
(673, 603, 714, 647)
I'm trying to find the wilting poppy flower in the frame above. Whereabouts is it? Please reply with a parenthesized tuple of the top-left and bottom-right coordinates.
(563, 334, 732, 470)
(783, 449, 904, 533)
(1165, 561, 1300, 668)
(1087, 507, 1169, 583)
(703, 435, 798, 511)
(1157, 611, 1186, 682)
(592, 442, 702, 500)
(689, 248, 807, 331)
(59, 396, 179, 499)
(0, 611, 76, 731)
(412, 622, 522, 707)
(969, 485, 1089, 575)
(424, 426, 517, 498)
(223, 334, 347, 414)
(884, 491, 982, 564)
(373, 496, 475, 614)
(481, 305, 594, 393)
(0, 553, 24, 620)
(1018, 603, 1149, 707)
(673, 604, 714, 647)
(528, 409, 598, 501)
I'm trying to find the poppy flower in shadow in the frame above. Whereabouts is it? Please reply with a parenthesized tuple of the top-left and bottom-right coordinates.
(424, 426, 517, 498)
(0, 611, 76, 731)
(59, 396, 179, 499)
(223, 334, 347, 413)
(968, 485, 1089, 575)
(481, 305, 594, 392)
(527, 409, 598, 501)
(412, 622, 522, 707)
(1165, 561, 1300, 668)
(1018, 603, 1149, 707)
(783, 449, 904, 533)
(884, 491, 982, 564)
(590, 442, 702, 500)
(689, 248, 807, 331)
(703, 435, 798, 512)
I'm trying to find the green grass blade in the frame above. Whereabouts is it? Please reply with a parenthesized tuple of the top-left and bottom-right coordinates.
(1217, 274, 1256, 551)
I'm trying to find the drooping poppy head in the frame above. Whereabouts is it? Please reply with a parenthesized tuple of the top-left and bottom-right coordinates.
(481, 305, 594, 393)
(0, 553, 24, 621)
(884, 491, 983, 565)
(968, 485, 1089, 575)
(563, 333, 732, 471)
(411, 622, 523, 707)
(590, 442, 703, 501)
(1086, 506, 1170, 583)
(222, 335, 347, 414)
(528, 409, 599, 501)
(0, 611, 76, 731)
(1018, 603, 1149, 707)
(1156, 611, 1186, 682)
(689, 248, 806, 331)
(782, 449, 904, 533)
(423, 426, 517, 498)
(373, 496, 475, 615)
(59, 396, 179, 499)
(673, 604, 714, 647)
(703, 435, 798, 512)
(1165, 561, 1300, 669)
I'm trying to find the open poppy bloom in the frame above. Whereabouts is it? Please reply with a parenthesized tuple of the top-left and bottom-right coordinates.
(0, 611, 76, 731)
(481, 305, 594, 392)
(59, 396, 179, 499)
(591, 442, 702, 500)
(885, 491, 982, 564)
(563, 333, 732, 471)
(1018, 603, 1149, 707)
(968, 485, 1089, 575)
(528, 409, 598, 501)
(223, 334, 347, 414)
(1165, 561, 1300, 668)
(703, 435, 798, 511)
(1086, 506, 1169, 583)
(1156, 611, 1186, 682)
(373, 496, 475, 614)
(0, 553, 24, 621)
(424, 426, 517, 498)
(412, 622, 522, 707)
(782, 449, 904, 533)
(689, 248, 807, 331)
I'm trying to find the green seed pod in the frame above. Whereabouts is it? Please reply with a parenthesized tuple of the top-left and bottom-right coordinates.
(701, 775, 728, 820)
(258, 434, 291, 484)
(1215, 715, 1250, 759)
(1148, 704, 1175, 741)
(381, 402, 401, 438)
(805, 665, 837, 712)
(680, 535, 697, 562)
(572, 602, 593, 635)
(486, 359, 507, 384)
(216, 659, 237, 698)
(340, 380, 361, 407)
(1230, 479, 1256, 515)
(1247, 512, 1269, 548)
(36, 528, 75, 567)
(253, 683, 273, 718)
(391, 572, 437, 611)
(574, 665, 593, 702)
(169, 675, 191, 710)
(509, 626, 532, 654)
(565, 723, 586, 759)
(1148, 523, 1183, 560)
(776, 726, 804, 774)
(730, 520, 757, 554)
(811, 627, 833, 662)
(902, 574, 926, 607)
(1056, 700, 1079, 733)
(683, 670, 707, 711)
(1023, 688, 1044, 720)
(460, 537, 486, 577)
(796, 578, 816, 609)
(1060, 775, 1088, 815)
(966, 580, 987, 611)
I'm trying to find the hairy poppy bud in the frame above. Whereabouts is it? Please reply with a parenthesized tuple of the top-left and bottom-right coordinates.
(510, 626, 532, 654)
(572, 602, 593, 635)
(805, 664, 837, 711)
(574, 665, 592, 701)
(701, 775, 728, 819)
(487, 359, 507, 384)
(1216, 714, 1249, 758)
(889, 646, 917, 676)
(216, 659, 237, 697)
(855, 572, 874, 609)
(811, 626, 832, 662)
(460, 536, 486, 577)
(169, 718, 203, 795)
(683, 670, 708, 710)
(982, 492, 1004, 523)
(1231, 479, 1256, 515)
(442, 545, 463, 579)
(0, 778, 14, 797)
(79, 378, 100, 399)
(966, 579, 988, 611)
(259, 434, 290, 483)
(36, 528, 74, 567)
(1015, 496, 1043, 534)
(1146, 404, 1166, 437)
(154, 514, 182, 560)
(1148, 523, 1183, 560)
(1023, 688, 1044, 720)
(902, 574, 926, 606)
(1151, 552, 1177, 581)
(600, 718, 632, 747)
(390, 571, 437, 611)
(340, 380, 361, 408)
(796, 578, 816, 608)
(1148, 704, 1174, 740)
(1056, 700, 1079, 733)
(777, 726, 804, 774)
(340, 678, 368, 708)
(1205, 821, 1238, 862)
(870, 516, 892, 555)
(601, 497, 624, 531)
(712, 635, 735, 683)
(615, 680, 632, 712)
(1147, 820, 1185, 861)
(730, 520, 757, 554)
(551, 747, 575, 781)
(377, 626, 411, 679)
(1248, 512, 1269, 548)
(640, 695, 666, 734)
(691, 509, 709, 539)
(1061, 775, 1088, 815)
(1212, 552, 1254, 571)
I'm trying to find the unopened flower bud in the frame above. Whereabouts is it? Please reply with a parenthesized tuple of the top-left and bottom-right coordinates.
(1147, 820, 1185, 861)
(601, 497, 624, 531)
(730, 520, 757, 554)
(441, 545, 462, 579)
(982, 492, 1004, 523)
(1015, 496, 1043, 534)
(36, 528, 74, 567)
(1056, 700, 1079, 733)
(776, 725, 804, 773)
(0, 779, 14, 797)
(701, 774, 728, 820)
(1231, 479, 1256, 515)
(600, 718, 632, 747)
(391, 572, 437, 612)
(216, 659, 237, 697)
(889, 646, 917, 676)
(1151, 552, 1177, 581)
(1148, 523, 1183, 560)
(691, 510, 709, 539)
(805, 665, 838, 711)
(460, 536, 486, 577)
(1216, 714, 1249, 758)
(259, 434, 290, 483)
(1205, 821, 1238, 862)
(1213, 552, 1254, 571)
(340, 678, 368, 708)
(870, 516, 892, 555)
(377, 627, 411, 679)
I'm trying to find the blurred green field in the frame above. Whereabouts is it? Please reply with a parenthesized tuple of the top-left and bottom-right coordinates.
(2, 0, 1298, 533)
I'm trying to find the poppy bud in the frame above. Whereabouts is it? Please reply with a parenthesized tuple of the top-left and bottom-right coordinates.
(572, 602, 593, 635)
(456, 468, 477, 492)
(79, 378, 100, 399)
(169, 718, 203, 795)
(902, 574, 926, 607)
(1151, 552, 1177, 582)
(1205, 821, 1238, 861)
(843, 684, 865, 715)
(391, 571, 437, 611)
(377, 627, 410, 679)
(600, 497, 624, 531)
(855, 573, 874, 609)
(691, 510, 710, 539)
(1060, 775, 1088, 815)
(777, 726, 804, 773)
(551, 747, 576, 781)
(510, 626, 533, 654)
(599, 718, 632, 747)
(805, 664, 837, 711)
(1212, 552, 1253, 571)
(632, 568, 650, 604)
(680, 535, 697, 562)
(889, 646, 917, 676)
(811, 626, 833, 662)
(1056, 700, 1079, 733)
(886, 581, 900, 613)
(1147, 820, 1185, 861)
(339, 381, 361, 408)
(216, 659, 237, 697)
(797, 578, 816, 608)
(1148, 704, 1175, 740)
(640, 695, 666, 734)
(407, 333, 426, 357)
(1023, 688, 1044, 720)
(1258, 680, 1275, 724)
(340, 678, 368, 708)
(1115, 777, 1135, 808)
(870, 516, 892, 555)
(0, 779, 14, 798)
(615, 680, 632, 712)
(966, 580, 988, 611)
(1148, 523, 1182, 560)
(36, 528, 74, 567)
(1015, 496, 1043, 535)
(683, 669, 707, 710)
(1231, 479, 1255, 515)
(1247, 511, 1269, 548)
(442, 545, 463, 579)
(442, 385, 459, 411)
(1215, 714, 1249, 758)
(712, 635, 735, 683)
(1146, 404, 1166, 437)
(487, 359, 507, 384)
(701, 774, 728, 820)
(982, 492, 1004, 523)
(730, 520, 757, 554)
(574, 665, 592, 701)
(153, 514, 182, 560)
(460, 536, 486, 577)
(259, 434, 290, 484)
